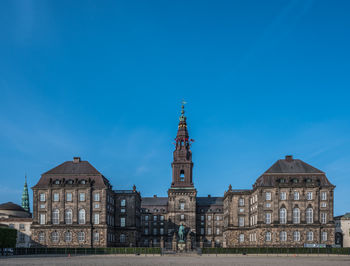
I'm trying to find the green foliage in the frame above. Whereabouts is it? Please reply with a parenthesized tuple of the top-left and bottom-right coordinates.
(0, 227, 17, 248)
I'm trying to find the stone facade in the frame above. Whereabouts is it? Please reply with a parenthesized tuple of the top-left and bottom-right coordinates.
(30, 105, 336, 248)
(31, 157, 115, 247)
(223, 155, 335, 247)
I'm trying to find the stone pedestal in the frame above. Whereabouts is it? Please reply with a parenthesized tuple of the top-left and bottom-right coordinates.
(178, 241, 186, 252)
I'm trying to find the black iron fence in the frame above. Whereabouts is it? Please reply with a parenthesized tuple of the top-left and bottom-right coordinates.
(10, 247, 161, 256)
(202, 247, 350, 255)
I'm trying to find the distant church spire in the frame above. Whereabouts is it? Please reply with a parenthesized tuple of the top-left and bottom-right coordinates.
(21, 174, 30, 213)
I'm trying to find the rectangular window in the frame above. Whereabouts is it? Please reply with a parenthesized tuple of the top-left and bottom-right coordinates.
(94, 193, 100, 202)
(40, 213, 46, 224)
(294, 191, 299, 200)
(239, 198, 244, 206)
(66, 192, 72, 202)
(94, 203, 100, 209)
(265, 232, 271, 242)
(280, 192, 286, 200)
(207, 228, 212, 235)
(265, 203, 271, 208)
(160, 228, 164, 235)
(40, 204, 45, 209)
(321, 192, 327, 201)
(19, 224, 25, 230)
(160, 215, 164, 221)
(216, 216, 220, 221)
(280, 231, 287, 242)
(322, 231, 327, 241)
(121, 199, 126, 207)
(153, 228, 157, 235)
(321, 202, 327, 208)
(180, 203, 185, 210)
(265, 213, 271, 224)
(120, 217, 126, 227)
(180, 214, 185, 220)
(94, 213, 100, 224)
(144, 228, 148, 235)
(239, 234, 244, 243)
(144, 215, 149, 221)
(79, 193, 85, 202)
(321, 213, 327, 224)
(307, 192, 313, 200)
(53, 193, 59, 202)
(208, 215, 212, 221)
(239, 216, 244, 227)
(153, 215, 157, 221)
(216, 228, 220, 235)
(265, 192, 271, 201)
(39, 193, 46, 202)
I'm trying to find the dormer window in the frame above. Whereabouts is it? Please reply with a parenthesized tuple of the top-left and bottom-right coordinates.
(54, 180, 60, 185)
(67, 179, 74, 185)
(292, 178, 299, 183)
(80, 180, 86, 185)
(280, 178, 286, 183)
(180, 170, 185, 181)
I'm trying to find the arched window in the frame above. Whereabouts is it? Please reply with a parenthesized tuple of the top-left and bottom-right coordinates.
(279, 208, 287, 224)
(79, 209, 86, 224)
(65, 231, 72, 242)
(180, 170, 185, 181)
(307, 231, 313, 241)
(52, 209, 59, 225)
(280, 231, 287, 242)
(65, 209, 73, 224)
(38, 232, 45, 242)
(293, 231, 300, 242)
(120, 234, 126, 243)
(51, 231, 59, 242)
(293, 208, 300, 224)
(78, 232, 85, 242)
(306, 208, 313, 224)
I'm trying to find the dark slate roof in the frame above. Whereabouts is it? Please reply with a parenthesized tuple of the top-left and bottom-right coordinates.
(265, 158, 323, 174)
(43, 160, 101, 175)
(254, 156, 333, 187)
(197, 197, 223, 206)
(34, 158, 110, 188)
(141, 197, 168, 206)
(0, 202, 27, 212)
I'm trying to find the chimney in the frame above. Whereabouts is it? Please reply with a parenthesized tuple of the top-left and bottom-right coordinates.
(153, 194, 157, 198)
(285, 155, 293, 162)
(73, 157, 81, 163)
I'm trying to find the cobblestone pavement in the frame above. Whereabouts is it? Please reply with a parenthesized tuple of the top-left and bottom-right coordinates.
(1, 255, 350, 266)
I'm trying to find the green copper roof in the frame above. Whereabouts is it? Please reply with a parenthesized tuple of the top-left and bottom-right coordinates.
(21, 175, 30, 213)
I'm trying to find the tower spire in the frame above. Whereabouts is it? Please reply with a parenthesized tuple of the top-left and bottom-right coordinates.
(171, 100, 194, 187)
(21, 174, 30, 213)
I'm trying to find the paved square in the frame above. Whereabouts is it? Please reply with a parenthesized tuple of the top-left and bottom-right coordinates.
(1, 255, 350, 266)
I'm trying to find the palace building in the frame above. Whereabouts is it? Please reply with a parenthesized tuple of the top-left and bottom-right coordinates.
(30, 105, 335, 248)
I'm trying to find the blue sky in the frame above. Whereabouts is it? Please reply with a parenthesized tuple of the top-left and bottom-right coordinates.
(0, 0, 349, 216)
